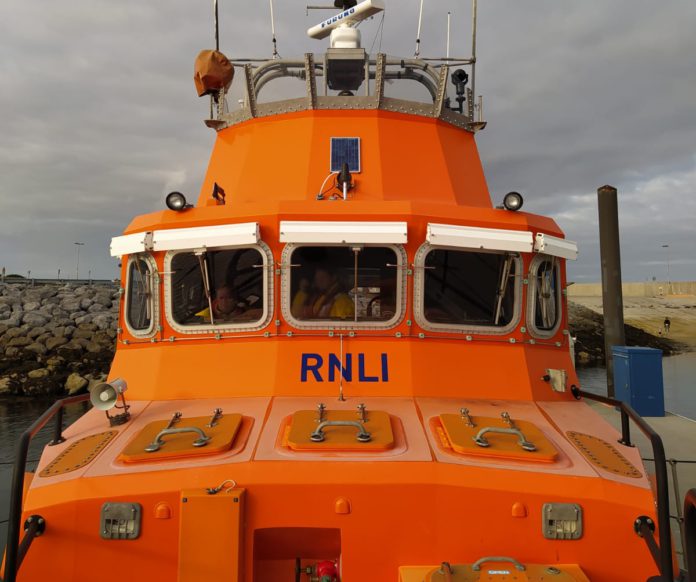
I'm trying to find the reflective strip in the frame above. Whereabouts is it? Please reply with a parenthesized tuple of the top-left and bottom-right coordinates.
(534, 233, 578, 260)
(152, 223, 259, 251)
(110, 232, 153, 257)
(279, 221, 407, 244)
(426, 223, 533, 253)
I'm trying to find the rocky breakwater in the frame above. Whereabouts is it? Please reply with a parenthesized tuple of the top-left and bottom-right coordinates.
(0, 283, 119, 397)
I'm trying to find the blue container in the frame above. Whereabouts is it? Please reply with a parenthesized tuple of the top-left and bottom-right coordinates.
(612, 346, 665, 417)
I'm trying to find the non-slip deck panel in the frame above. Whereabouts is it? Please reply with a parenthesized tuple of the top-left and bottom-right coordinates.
(566, 431, 642, 478)
(39, 431, 117, 477)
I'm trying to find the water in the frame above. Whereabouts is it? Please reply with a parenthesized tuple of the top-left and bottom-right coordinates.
(576, 351, 696, 421)
(0, 399, 87, 553)
(1, 353, 694, 555)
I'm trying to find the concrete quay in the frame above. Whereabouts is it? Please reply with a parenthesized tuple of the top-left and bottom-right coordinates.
(589, 400, 696, 571)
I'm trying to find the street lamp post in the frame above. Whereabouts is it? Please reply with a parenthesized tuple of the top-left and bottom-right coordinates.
(74, 242, 85, 280)
(661, 244, 670, 294)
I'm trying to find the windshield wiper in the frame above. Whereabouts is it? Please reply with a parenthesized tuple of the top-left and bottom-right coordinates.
(494, 254, 514, 325)
(195, 250, 215, 325)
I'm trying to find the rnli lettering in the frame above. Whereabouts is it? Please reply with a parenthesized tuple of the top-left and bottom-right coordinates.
(301, 353, 389, 382)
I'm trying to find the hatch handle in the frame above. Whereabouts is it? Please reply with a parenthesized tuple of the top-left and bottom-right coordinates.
(145, 426, 211, 452)
(472, 556, 526, 572)
(310, 420, 372, 443)
(473, 427, 536, 452)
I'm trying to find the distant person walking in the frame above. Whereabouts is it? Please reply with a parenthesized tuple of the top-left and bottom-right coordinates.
(664, 317, 671, 335)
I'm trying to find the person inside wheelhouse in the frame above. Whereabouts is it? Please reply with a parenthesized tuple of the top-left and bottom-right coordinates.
(289, 246, 398, 324)
(170, 247, 265, 326)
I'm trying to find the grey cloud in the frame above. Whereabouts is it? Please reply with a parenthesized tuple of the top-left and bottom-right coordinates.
(1, 0, 694, 281)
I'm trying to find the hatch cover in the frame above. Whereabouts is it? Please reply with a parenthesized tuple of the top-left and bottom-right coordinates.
(566, 431, 642, 478)
(119, 414, 242, 463)
(39, 431, 117, 477)
(436, 415, 558, 463)
(286, 409, 394, 451)
(415, 562, 590, 581)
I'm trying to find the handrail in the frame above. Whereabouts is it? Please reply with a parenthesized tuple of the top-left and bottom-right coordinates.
(3, 393, 90, 582)
(685, 489, 696, 581)
(571, 386, 674, 581)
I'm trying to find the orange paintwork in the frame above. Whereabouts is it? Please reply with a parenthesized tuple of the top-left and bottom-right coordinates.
(12, 107, 667, 582)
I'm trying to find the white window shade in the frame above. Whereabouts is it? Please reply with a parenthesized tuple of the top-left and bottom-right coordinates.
(534, 233, 578, 261)
(279, 221, 407, 244)
(110, 232, 153, 257)
(426, 223, 533, 253)
(152, 222, 259, 251)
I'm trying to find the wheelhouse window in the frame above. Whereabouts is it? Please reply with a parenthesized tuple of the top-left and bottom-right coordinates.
(168, 246, 267, 329)
(125, 255, 157, 335)
(417, 247, 520, 330)
(529, 255, 561, 335)
(286, 245, 402, 326)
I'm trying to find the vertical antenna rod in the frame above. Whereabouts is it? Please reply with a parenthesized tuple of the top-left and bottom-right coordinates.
(214, 0, 220, 51)
(446, 11, 451, 59)
(471, 0, 478, 105)
(414, 0, 425, 57)
(269, 0, 280, 58)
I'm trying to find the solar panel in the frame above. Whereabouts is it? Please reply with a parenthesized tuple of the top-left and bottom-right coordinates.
(330, 137, 361, 173)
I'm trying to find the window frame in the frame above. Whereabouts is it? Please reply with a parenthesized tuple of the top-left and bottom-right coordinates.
(527, 253, 563, 339)
(413, 242, 523, 335)
(163, 242, 273, 335)
(124, 253, 159, 338)
(280, 243, 407, 330)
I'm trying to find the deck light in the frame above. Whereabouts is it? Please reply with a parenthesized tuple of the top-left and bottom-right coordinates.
(166, 191, 192, 211)
(502, 191, 524, 211)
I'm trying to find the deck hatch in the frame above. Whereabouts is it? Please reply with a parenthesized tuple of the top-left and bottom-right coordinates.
(118, 414, 243, 463)
(286, 409, 394, 451)
(330, 137, 361, 173)
(436, 414, 558, 462)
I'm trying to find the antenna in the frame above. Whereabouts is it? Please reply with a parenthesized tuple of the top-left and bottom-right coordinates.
(471, 0, 478, 106)
(414, 0, 425, 57)
(307, 0, 385, 41)
(213, 0, 219, 51)
(446, 11, 451, 60)
(269, 0, 280, 58)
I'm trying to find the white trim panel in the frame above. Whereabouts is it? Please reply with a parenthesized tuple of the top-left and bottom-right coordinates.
(279, 221, 407, 244)
(110, 232, 153, 257)
(534, 233, 578, 261)
(152, 223, 259, 252)
(426, 223, 533, 253)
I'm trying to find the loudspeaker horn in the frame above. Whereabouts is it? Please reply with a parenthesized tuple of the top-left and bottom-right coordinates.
(90, 378, 127, 411)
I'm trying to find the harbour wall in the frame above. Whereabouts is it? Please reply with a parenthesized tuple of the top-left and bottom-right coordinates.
(0, 282, 119, 397)
(568, 281, 696, 298)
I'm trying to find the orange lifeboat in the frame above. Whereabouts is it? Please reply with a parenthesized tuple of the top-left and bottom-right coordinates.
(3, 2, 688, 581)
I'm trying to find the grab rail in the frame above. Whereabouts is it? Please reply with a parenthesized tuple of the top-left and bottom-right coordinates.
(3, 393, 90, 582)
(685, 489, 696, 581)
(571, 386, 674, 581)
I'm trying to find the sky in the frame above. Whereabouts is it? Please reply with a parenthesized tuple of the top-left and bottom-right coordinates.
(0, 0, 694, 282)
